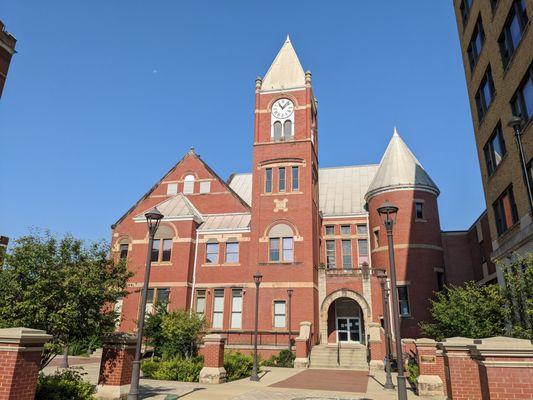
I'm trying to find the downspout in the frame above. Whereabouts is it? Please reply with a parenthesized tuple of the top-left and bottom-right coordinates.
(189, 229, 200, 314)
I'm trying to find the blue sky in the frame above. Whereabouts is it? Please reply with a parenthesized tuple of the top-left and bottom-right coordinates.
(0, 1, 484, 242)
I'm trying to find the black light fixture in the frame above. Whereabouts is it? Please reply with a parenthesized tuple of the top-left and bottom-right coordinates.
(377, 201, 399, 227)
(250, 271, 263, 382)
(377, 201, 407, 400)
(508, 116, 533, 214)
(128, 207, 164, 400)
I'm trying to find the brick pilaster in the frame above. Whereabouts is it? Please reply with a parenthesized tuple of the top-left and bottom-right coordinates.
(199, 334, 226, 384)
(440, 337, 482, 400)
(96, 332, 136, 399)
(0, 327, 52, 400)
(415, 338, 445, 397)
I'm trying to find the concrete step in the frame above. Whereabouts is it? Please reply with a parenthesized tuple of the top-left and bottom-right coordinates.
(309, 344, 368, 370)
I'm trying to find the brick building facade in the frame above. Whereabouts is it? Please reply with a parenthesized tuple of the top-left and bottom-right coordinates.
(112, 38, 479, 363)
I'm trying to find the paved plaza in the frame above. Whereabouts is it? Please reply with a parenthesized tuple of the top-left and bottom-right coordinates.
(44, 357, 441, 400)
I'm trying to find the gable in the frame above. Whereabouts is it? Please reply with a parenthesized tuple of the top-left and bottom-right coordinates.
(112, 149, 249, 229)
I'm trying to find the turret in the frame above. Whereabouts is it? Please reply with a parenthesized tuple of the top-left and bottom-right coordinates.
(365, 129, 443, 337)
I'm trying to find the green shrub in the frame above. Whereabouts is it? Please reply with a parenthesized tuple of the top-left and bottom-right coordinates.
(141, 359, 160, 379)
(261, 350, 294, 368)
(406, 363, 419, 387)
(160, 310, 205, 359)
(35, 369, 96, 400)
(142, 357, 203, 382)
(224, 351, 253, 381)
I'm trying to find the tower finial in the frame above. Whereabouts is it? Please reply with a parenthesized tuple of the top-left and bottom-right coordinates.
(286, 34, 290, 42)
(393, 126, 399, 137)
(188, 146, 195, 155)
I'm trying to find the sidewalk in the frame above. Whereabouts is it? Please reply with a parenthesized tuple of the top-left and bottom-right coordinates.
(44, 360, 438, 400)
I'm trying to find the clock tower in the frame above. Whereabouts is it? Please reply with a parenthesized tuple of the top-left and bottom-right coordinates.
(249, 36, 321, 337)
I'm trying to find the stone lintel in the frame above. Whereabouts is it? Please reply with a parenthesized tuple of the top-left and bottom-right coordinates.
(101, 332, 137, 347)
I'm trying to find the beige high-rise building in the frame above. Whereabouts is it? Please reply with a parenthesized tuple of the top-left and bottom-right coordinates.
(453, 0, 533, 280)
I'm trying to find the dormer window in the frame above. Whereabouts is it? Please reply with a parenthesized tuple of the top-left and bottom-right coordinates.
(183, 174, 195, 194)
(271, 98, 295, 141)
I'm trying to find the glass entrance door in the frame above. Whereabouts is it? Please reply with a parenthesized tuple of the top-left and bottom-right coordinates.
(337, 317, 361, 343)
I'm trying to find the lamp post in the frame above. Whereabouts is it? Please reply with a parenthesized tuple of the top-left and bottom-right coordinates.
(250, 271, 263, 381)
(376, 269, 394, 390)
(128, 207, 164, 400)
(508, 116, 533, 214)
(287, 288, 293, 351)
(377, 201, 407, 400)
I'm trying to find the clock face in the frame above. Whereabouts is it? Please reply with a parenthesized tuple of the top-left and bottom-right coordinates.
(272, 98, 294, 119)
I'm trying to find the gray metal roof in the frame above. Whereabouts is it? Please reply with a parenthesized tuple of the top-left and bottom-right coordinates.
(319, 165, 379, 216)
(134, 193, 203, 222)
(365, 129, 439, 200)
(198, 213, 251, 232)
(228, 165, 380, 216)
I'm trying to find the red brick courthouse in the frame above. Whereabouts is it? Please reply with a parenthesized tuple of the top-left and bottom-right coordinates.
(111, 38, 475, 367)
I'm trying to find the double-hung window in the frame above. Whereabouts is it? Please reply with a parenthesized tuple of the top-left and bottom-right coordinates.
(206, 242, 219, 264)
(119, 243, 129, 260)
(493, 185, 519, 235)
(265, 168, 273, 193)
(511, 66, 533, 121)
(415, 202, 424, 220)
(279, 167, 286, 192)
(326, 240, 336, 269)
(195, 290, 206, 317)
(499, 0, 529, 68)
(151, 239, 172, 262)
(231, 289, 243, 329)
(483, 123, 507, 175)
(273, 301, 286, 328)
(269, 237, 294, 262)
(475, 66, 496, 122)
(212, 289, 224, 329)
(356, 224, 367, 235)
(341, 240, 352, 269)
(292, 166, 299, 191)
(225, 242, 239, 263)
(397, 286, 410, 317)
(467, 17, 485, 71)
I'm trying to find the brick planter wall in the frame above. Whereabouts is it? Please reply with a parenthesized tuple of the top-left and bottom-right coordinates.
(0, 327, 52, 400)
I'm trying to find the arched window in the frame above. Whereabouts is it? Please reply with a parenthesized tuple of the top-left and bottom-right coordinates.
(268, 223, 294, 262)
(151, 225, 174, 263)
(273, 121, 282, 141)
(283, 120, 292, 138)
(183, 174, 195, 194)
(118, 238, 130, 260)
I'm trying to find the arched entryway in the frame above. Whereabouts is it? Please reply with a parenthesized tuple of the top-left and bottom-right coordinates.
(320, 289, 371, 345)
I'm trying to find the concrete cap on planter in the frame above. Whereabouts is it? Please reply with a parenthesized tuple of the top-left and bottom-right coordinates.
(0, 327, 52, 345)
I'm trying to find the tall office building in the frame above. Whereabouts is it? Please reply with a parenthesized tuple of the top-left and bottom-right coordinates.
(453, 0, 533, 279)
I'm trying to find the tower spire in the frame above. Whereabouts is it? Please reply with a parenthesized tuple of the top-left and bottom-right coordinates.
(261, 36, 305, 90)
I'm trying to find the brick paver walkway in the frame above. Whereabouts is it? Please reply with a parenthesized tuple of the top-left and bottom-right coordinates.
(270, 369, 368, 393)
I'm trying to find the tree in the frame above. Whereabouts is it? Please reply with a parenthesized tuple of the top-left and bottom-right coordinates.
(420, 282, 508, 341)
(501, 254, 533, 340)
(144, 306, 205, 359)
(0, 231, 131, 368)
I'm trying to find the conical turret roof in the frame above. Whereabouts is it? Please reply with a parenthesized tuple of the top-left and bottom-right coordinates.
(365, 128, 439, 200)
(261, 35, 306, 90)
